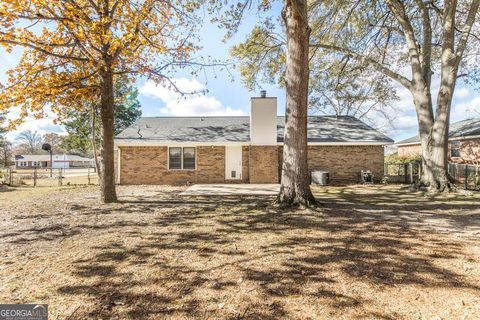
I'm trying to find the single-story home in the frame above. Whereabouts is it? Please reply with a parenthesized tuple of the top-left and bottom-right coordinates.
(114, 94, 393, 185)
(13, 154, 95, 169)
(396, 118, 480, 164)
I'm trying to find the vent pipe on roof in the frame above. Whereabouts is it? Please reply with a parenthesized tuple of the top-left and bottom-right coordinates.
(260, 90, 267, 98)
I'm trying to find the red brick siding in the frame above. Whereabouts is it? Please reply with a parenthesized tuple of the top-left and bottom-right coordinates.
(398, 138, 480, 164)
(278, 145, 385, 184)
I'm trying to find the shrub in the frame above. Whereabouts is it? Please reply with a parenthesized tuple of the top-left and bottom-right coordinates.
(385, 153, 421, 165)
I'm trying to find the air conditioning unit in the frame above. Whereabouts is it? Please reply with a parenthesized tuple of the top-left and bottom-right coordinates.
(312, 171, 330, 185)
(361, 170, 374, 184)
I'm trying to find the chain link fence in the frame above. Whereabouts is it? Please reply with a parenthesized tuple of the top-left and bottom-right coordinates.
(0, 167, 98, 187)
(448, 163, 480, 191)
(383, 162, 421, 184)
(383, 162, 479, 191)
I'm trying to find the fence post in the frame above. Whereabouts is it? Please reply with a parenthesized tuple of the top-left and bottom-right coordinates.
(404, 164, 408, 183)
(464, 165, 469, 190)
(87, 167, 91, 185)
(33, 168, 37, 187)
(409, 163, 413, 184)
(58, 168, 63, 186)
(9, 168, 13, 185)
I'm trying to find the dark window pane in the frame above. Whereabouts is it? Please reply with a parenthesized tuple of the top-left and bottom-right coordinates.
(169, 147, 182, 169)
(451, 148, 461, 157)
(183, 147, 196, 169)
(450, 141, 461, 157)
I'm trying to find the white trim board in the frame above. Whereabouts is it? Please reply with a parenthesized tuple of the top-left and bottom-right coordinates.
(115, 141, 392, 147)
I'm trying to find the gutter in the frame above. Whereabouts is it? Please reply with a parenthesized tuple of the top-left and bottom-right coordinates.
(114, 140, 394, 147)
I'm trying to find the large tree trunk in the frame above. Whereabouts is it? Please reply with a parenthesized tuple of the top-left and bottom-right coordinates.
(99, 68, 118, 203)
(277, 0, 316, 207)
(413, 87, 452, 192)
(416, 0, 458, 192)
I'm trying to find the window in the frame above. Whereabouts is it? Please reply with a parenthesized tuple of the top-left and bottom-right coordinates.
(183, 147, 196, 169)
(450, 141, 461, 157)
(169, 147, 196, 170)
(169, 147, 182, 169)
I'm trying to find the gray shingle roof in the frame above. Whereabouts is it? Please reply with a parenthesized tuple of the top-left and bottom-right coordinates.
(396, 118, 480, 145)
(115, 115, 393, 144)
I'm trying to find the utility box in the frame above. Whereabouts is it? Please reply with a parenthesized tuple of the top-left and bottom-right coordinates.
(361, 170, 374, 184)
(312, 171, 330, 185)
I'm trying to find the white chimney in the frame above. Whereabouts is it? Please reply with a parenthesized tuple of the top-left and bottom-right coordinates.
(250, 91, 277, 145)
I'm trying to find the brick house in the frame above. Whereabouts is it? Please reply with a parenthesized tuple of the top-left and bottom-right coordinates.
(396, 118, 480, 164)
(114, 94, 393, 185)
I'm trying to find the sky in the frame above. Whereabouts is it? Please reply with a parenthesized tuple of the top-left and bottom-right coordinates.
(1, 4, 479, 143)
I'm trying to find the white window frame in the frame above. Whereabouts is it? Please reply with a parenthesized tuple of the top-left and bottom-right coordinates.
(450, 141, 461, 158)
(168, 147, 197, 170)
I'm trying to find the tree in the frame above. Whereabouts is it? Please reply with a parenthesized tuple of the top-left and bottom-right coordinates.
(16, 130, 42, 154)
(230, 21, 398, 130)
(308, 57, 398, 129)
(1, 0, 207, 202)
(0, 137, 12, 168)
(308, 0, 480, 191)
(214, 0, 317, 206)
(60, 78, 141, 157)
(60, 111, 95, 157)
(43, 133, 66, 154)
(277, 0, 316, 206)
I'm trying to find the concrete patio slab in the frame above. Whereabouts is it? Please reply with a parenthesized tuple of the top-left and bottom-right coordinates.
(180, 184, 280, 196)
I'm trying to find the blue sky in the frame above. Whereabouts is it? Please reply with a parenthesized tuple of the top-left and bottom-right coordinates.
(1, 4, 479, 143)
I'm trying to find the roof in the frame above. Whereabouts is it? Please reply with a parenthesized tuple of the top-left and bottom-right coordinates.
(396, 118, 480, 145)
(14, 154, 94, 162)
(115, 115, 393, 144)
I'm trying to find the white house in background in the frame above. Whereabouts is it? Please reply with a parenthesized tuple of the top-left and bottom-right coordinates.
(13, 154, 95, 169)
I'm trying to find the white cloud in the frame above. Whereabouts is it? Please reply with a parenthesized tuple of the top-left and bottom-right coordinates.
(140, 78, 246, 116)
(5, 107, 65, 142)
(451, 96, 480, 122)
(454, 87, 470, 99)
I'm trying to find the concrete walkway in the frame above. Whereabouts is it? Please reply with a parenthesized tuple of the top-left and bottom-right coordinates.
(180, 184, 280, 196)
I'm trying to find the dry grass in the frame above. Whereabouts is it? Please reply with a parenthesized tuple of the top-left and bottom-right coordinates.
(0, 184, 479, 319)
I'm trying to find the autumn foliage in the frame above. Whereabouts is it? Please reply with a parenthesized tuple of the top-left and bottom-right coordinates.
(0, 0, 202, 202)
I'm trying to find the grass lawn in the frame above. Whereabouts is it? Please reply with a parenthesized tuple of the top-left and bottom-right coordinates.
(0, 184, 479, 319)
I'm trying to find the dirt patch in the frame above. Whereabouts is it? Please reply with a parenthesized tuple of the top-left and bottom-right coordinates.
(0, 185, 479, 319)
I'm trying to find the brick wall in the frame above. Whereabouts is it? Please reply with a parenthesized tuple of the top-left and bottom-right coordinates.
(118, 144, 385, 185)
(451, 138, 480, 164)
(249, 146, 279, 183)
(278, 145, 385, 184)
(397, 144, 422, 157)
(119, 146, 225, 185)
(196, 146, 225, 183)
(242, 146, 250, 183)
(398, 138, 480, 164)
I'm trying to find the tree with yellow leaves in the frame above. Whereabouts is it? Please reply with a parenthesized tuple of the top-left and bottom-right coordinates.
(0, 0, 206, 202)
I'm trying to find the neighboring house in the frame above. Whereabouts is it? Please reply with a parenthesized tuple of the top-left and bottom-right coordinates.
(114, 94, 393, 185)
(396, 118, 480, 164)
(13, 154, 95, 169)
